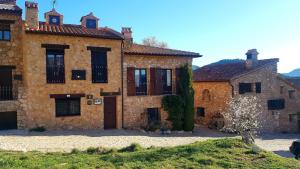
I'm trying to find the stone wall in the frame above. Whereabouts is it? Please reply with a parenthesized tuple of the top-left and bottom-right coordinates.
(0, 13, 26, 129)
(22, 33, 123, 130)
(123, 55, 192, 128)
(193, 82, 232, 126)
(231, 63, 300, 133)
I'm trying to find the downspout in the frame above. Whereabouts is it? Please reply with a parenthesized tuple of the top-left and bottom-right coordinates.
(121, 40, 124, 128)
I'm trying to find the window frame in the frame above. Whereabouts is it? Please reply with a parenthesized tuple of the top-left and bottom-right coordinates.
(161, 69, 172, 95)
(0, 23, 11, 41)
(268, 99, 285, 110)
(49, 15, 61, 25)
(91, 50, 108, 83)
(55, 98, 81, 117)
(135, 68, 147, 96)
(239, 83, 252, 94)
(288, 90, 296, 99)
(46, 49, 65, 84)
(86, 19, 97, 29)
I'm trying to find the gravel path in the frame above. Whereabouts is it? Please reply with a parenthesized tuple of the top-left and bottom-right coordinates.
(0, 129, 299, 158)
(0, 129, 229, 152)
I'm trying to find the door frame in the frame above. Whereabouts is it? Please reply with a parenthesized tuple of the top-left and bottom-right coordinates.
(104, 96, 117, 129)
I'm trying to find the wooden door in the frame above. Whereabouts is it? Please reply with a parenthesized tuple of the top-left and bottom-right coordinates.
(104, 96, 117, 129)
(0, 68, 13, 100)
(0, 111, 17, 130)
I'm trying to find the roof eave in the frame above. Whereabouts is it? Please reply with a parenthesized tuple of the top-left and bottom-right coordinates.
(25, 30, 124, 40)
(124, 52, 202, 58)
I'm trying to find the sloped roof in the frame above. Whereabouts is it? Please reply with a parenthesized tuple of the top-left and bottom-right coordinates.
(0, 0, 21, 15)
(25, 22, 124, 40)
(193, 59, 279, 82)
(279, 76, 300, 90)
(124, 44, 201, 58)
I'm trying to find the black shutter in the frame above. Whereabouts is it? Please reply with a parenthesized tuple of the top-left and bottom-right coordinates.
(256, 82, 261, 93)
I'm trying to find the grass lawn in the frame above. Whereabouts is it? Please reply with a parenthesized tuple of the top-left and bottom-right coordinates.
(0, 139, 299, 169)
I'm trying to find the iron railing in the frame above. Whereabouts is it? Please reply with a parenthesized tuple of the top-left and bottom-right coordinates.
(92, 65, 108, 83)
(46, 65, 65, 83)
(0, 85, 16, 101)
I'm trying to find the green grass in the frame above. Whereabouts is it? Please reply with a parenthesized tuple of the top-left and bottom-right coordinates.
(0, 139, 299, 169)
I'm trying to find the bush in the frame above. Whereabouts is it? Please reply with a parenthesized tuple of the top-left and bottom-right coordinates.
(162, 95, 184, 130)
(29, 126, 46, 132)
(119, 143, 143, 152)
(70, 148, 80, 154)
(86, 147, 111, 154)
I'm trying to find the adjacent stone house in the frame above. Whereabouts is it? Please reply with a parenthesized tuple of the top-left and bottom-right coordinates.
(0, 0, 201, 130)
(193, 49, 300, 133)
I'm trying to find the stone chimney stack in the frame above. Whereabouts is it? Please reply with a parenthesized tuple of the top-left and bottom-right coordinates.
(122, 27, 133, 47)
(245, 49, 259, 69)
(25, 1, 39, 29)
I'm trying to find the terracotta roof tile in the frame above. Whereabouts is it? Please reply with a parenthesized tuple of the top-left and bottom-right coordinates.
(124, 44, 201, 58)
(0, 2, 21, 15)
(25, 22, 124, 40)
(193, 59, 279, 82)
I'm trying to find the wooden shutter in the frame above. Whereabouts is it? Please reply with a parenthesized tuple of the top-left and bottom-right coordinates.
(150, 68, 156, 95)
(175, 68, 181, 95)
(127, 67, 136, 96)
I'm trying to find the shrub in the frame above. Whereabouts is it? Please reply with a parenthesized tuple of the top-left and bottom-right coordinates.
(29, 126, 46, 132)
(86, 147, 110, 154)
(70, 148, 80, 154)
(162, 95, 184, 130)
(119, 143, 143, 152)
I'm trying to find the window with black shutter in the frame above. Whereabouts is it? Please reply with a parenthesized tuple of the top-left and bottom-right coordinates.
(255, 82, 261, 93)
(147, 108, 160, 124)
(135, 69, 147, 95)
(239, 83, 252, 94)
(0, 23, 10, 41)
(197, 107, 205, 117)
(46, 49, 65, 83)
(91, 51, 107, 83)
(55, 98, 81, 117)
(268, 99, 285, 110)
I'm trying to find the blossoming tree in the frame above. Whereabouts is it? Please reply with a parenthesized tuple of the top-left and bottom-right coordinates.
(223, 96, 262, 144)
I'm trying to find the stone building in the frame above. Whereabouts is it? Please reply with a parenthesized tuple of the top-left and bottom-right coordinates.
(0, 0, 201, 130)
(193, 49, 300, 133)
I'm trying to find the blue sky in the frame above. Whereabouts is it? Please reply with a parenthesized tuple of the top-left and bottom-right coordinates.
(17, 0, 300, 73)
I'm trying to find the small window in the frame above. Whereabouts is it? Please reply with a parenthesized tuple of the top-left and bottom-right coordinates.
(289, 114, 298, 122)
(268, 99, 285, 110)
(147, 108, 160, 124)
(0, 24, 10, 41)
(256, 82, 261, 93)
(202, 89, 211, 101)
(135, 69, 147, 95)
(197, 107, 205, 117)
(280, 86, 284, 94)
(247, 54, 252, 60)
(289, 90, 296, 99)
(46, 49, 65, 83)
(49, 15, 60, 25)
(72, 70, 86, 80)
(55, 98, 81, 117)
(86, 19, 97, 29)
(239, 83, 252, 94)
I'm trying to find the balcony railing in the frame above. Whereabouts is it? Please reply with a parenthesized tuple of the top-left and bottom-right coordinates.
(0, 85, 17, 101)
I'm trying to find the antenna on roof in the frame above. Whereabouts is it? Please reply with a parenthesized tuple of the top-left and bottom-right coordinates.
(51, 0, 56, 9)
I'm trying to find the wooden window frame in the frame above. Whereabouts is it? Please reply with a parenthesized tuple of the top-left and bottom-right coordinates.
(135, 68, 147, 96)
(55, 98, 81, 117)
(46, 49, 65, 84)
(90, 50, 108, 83)
(0, 23, 11, 41)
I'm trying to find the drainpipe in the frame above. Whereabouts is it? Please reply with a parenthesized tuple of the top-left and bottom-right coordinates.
(121, 41, 124, 129)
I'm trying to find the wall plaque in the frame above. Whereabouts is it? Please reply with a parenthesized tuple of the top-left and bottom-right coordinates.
(94, 98, 103, 105)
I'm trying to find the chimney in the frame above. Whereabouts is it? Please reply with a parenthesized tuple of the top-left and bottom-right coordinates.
(121, 27, 133, 45)
(245, 49, 259, 69)
(25, 1, 39, 29)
